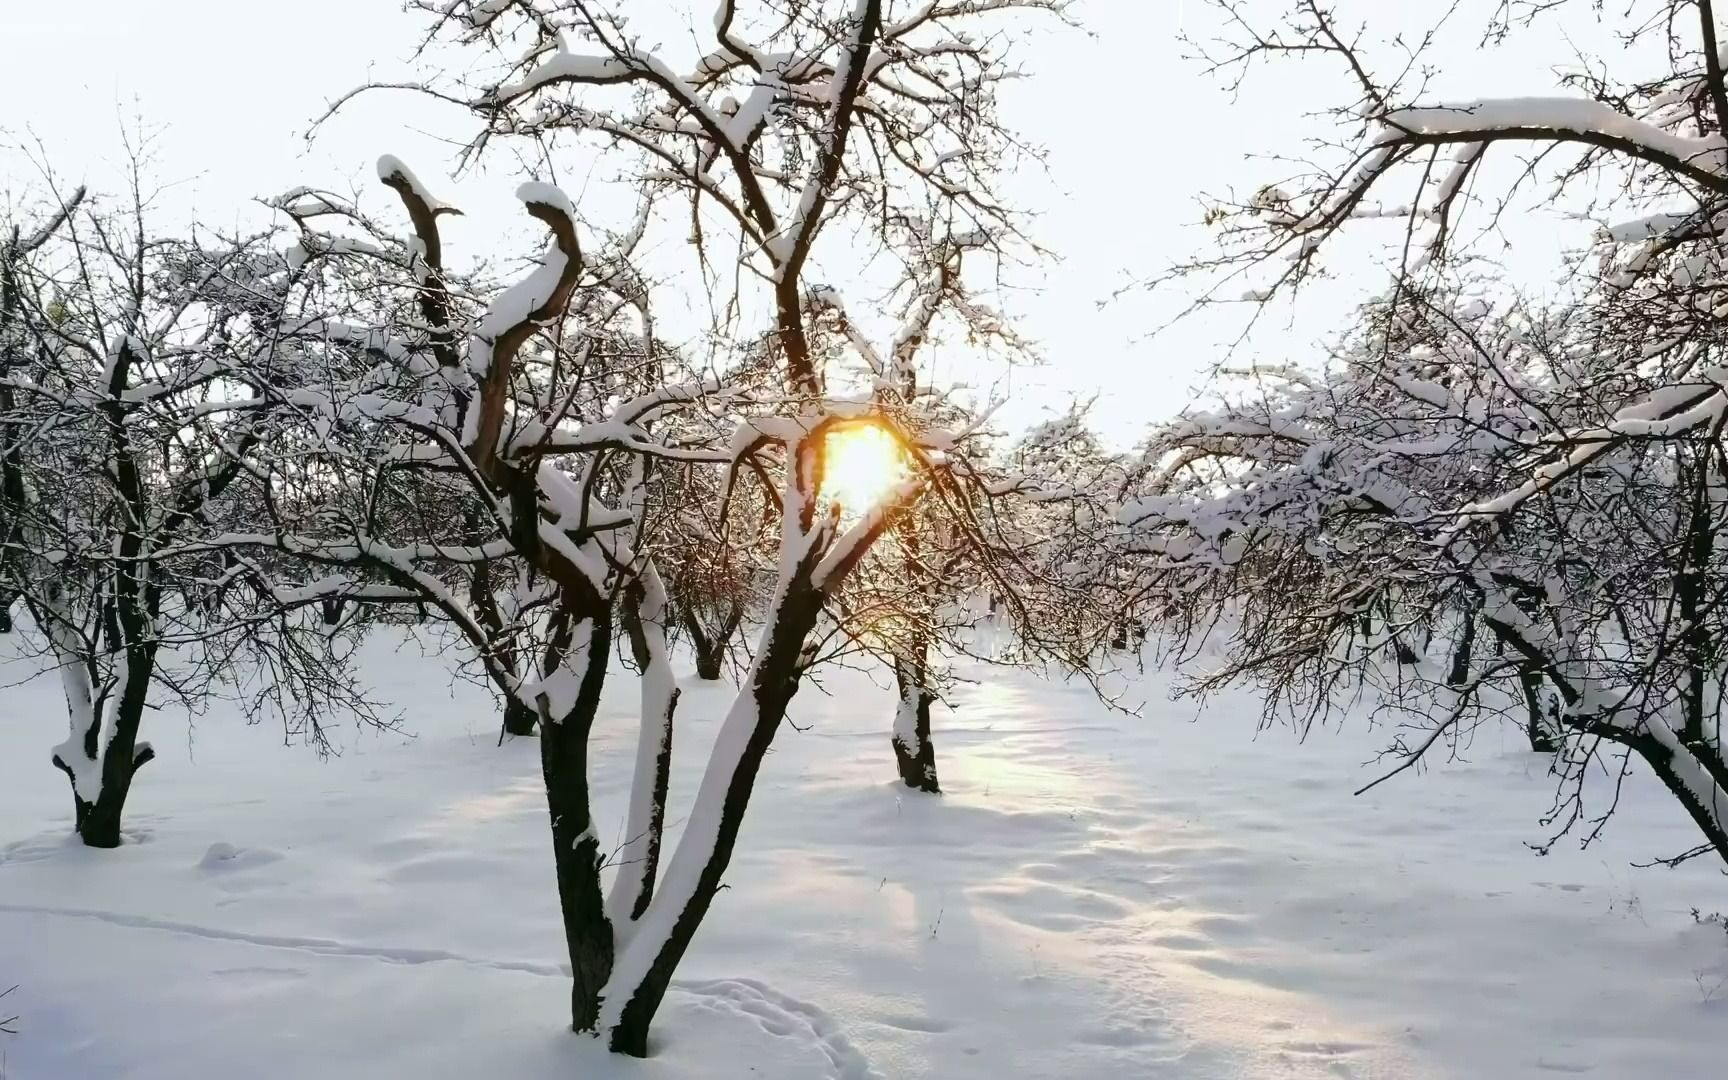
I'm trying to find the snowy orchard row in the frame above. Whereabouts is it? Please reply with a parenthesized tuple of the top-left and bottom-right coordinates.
(1128, 0, 1728, 870)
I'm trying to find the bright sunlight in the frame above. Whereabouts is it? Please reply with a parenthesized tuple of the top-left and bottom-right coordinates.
(821, 424, 907, 513)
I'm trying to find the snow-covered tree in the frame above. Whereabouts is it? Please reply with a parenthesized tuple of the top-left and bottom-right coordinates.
(0, 168, 375, 847)
(280, 0, 1086, 1053)
(1134, 0, 1728, 867)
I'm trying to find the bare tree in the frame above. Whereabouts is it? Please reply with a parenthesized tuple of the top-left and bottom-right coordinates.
(0, 159, 380, 846)
(277, 0, 1092, 1053)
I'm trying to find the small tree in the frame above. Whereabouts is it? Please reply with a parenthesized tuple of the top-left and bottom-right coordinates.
(0, 164, 373, 846)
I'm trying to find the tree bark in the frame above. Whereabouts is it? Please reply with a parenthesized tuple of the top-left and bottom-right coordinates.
(49, 640, 157, 848)
(693, 646, 723, 682)
(1606, 727, 1728, 866)
(890, 666, 939, 793)
(537, 608, 616, 1033)
(54, 742, 155, 849)
(502, 697, 538, 738)
(1446, 609, 1476, 687)
(604, 573, 826, 1056)
(1516, 669, 1559, 754)
(612, 569, 679, 923)
(679, 601, 741, 681)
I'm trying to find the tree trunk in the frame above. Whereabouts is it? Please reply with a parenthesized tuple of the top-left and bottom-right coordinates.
(603, 572, 827, 1056)
(502, 697, 538, 738)
(612, 568, 679, 923)
(537, 610, 616, 1033)
(890, 660, 939, 794)
(56, 745, 154, 849)
(1515, 669, 1557, 754)
(50, 642, 156, 848)
(1446, 609, 1476, 687)
(679, 602, 741, 682)
(1393, 638, 1420, 666)
(693, 646, 722, 682)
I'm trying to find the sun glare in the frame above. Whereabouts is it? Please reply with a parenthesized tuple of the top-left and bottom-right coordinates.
(822, 425, 906, 513)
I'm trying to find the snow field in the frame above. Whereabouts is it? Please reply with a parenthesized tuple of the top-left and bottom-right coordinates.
(1, 629, 1724, 1078)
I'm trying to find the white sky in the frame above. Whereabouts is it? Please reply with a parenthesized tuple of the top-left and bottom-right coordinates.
(0, 0, 1613, 447)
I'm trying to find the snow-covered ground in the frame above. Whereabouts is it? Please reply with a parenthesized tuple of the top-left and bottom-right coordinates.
(1, 627, 1724, 1079)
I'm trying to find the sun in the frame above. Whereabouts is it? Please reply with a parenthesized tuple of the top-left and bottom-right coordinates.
(822, 424, 907, 513)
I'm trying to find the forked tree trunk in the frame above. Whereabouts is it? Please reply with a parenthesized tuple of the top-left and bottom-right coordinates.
(57, 741, 154, 849)
(536, 608, 616, 1033)
(891, 654, 939, 794)
(679, 601, 742, 681)
(602, 570, 828, 1056)
(48, 636, 157, 849)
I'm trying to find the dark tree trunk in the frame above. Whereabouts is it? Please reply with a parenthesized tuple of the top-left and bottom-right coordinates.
(502, 697, 538, 738)
(537, 610, 616, 1033)
(890, 665, 939, 794)
(1447, 610, 1476, 687)
(607, 576, 827, 1057)
(51, 646, 156, 848)
(687, 635, 722, 677)
(1516, 669, 1558, 754)
(60, 749, 151, 850)
(679, 602, 741, 681)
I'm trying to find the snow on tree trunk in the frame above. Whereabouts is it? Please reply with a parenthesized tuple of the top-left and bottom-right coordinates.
(43, 589, 156, 849)
(1629, 720, 1728, 863)
(610, 565, 679, 926)
(600, 564, 827, 1056)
